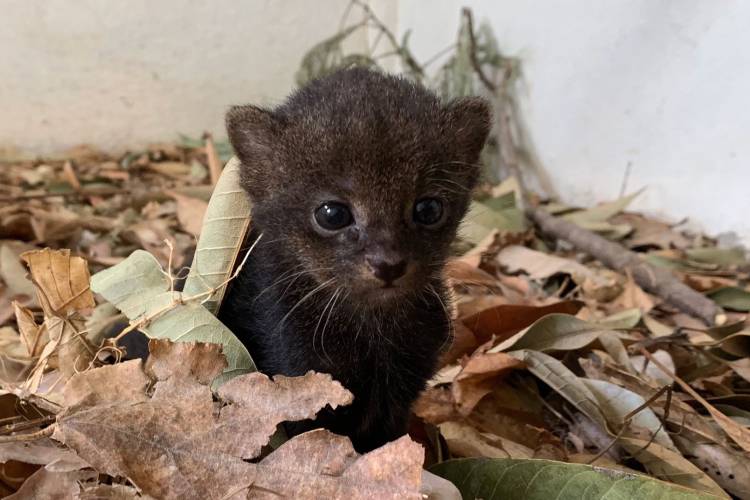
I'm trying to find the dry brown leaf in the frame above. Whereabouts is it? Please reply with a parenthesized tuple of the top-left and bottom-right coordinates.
(61, 359, 150, 412)
(79, 484, 154, 499)
(468, 404, 558, 451)
(0, 438, 88, 471)
(5, 468, 95, 500)
(54, 394, 255, 499)
(145, 338, 227, 385)
(252, 429, 423, 499)
(724, 357, 750, 383)
(0, 329, 31, 384)
(120, 219, 180, 269)
(461, 300, 584, 346)
(674, 436, 750, 499)
(413, 386, 461, 425)
(579, 357, 728, 445)
(610, 271, 655, 313)
(455, 294, 509, 318)
(147, 161, 192, 178)
(20, 248, 94, 317)
(52, 340, 357, 499)
(0, 242, 38, 303)
(683, 273, 738, 292)
(439, 321, 480, 365)
(214, 371, 353, 458)
(496, 245, 623, 300)
(445, 259, 501, 289)
(167, 190, 208, 237)
(438, 420, 533, 459)
(642, 350, 750, 453)
(12, 301, 44, 357)
(452, 351, 525, 415)
(10, 249, 96, 388)
(617, 213, 691, 250)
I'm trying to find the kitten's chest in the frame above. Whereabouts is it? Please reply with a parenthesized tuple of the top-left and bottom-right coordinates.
(221, 248, 449, 383)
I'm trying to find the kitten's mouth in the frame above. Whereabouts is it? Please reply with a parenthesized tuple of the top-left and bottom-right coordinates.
(366, 284, 407, 302)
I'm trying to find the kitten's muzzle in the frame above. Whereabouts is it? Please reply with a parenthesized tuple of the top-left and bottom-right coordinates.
(365, 255, 407, 286)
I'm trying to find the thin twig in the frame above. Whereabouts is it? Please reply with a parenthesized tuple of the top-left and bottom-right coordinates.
(462, 8, 496, 92)
(0, 188, 131, 203)
(639, 347, 750, 453)
(110, 234, 261, 345)
(203, 132, 222, 186)
(0, 415, 55, 435)
(588, 385, 671, 465)
(0, 425, 54, 443)
(350, 0, 423, 77)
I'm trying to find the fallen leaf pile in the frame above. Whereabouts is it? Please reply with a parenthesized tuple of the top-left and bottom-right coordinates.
(1, 142, 749, 499)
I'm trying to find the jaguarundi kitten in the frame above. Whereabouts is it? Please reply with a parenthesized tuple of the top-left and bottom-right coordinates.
(219, 67, 491, 452)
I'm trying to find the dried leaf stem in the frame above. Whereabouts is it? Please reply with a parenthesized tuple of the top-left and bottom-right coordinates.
(110, 236, 260, 345)
(639, 347, 750, 453)
(0, 425, 54, 443)
(203, 132, 222, 186)
(0, 415, 55, 435)
(588, 385, 671, 465)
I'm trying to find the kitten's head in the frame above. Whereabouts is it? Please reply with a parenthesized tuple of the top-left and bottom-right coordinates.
(227, 68, 490, 306)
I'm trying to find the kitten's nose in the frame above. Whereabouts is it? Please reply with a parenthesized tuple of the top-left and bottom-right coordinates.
(365, 256, 407, 285)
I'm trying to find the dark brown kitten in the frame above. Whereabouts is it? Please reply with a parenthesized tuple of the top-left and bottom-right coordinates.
(219, 67, 490, 451)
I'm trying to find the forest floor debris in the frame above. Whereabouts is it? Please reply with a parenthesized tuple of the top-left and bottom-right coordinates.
(1, 143, 749, 498)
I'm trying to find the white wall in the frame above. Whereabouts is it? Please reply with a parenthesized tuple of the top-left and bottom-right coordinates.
(2, 0, 748, 245)
(0, 0, 366, 155)
(398, 0, 750, 246)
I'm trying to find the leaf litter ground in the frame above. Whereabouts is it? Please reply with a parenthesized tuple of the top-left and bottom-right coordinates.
(0, 142, 749, 498)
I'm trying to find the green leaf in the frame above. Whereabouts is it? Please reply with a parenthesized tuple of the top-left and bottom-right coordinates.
(295, 24, 364, 87)
(508, 354, 729, 497)
(581, 378, 675, 449)
(459, 200, 525, 245)
(645, 254, 718, 272)
(182, 157, 253, 315)
(481, 191, 516, 212)
(507, 349, 608, 429)
(707, 287, 750, 312)
(90, 250, 256, 386)
(597, 308, 642, 329)
(430, 458, 720, 499)
(686, 247, 747, 267)
(618, 438, 729, 498)
(563, 189, 644, 225)
(490, 314, 619, 353)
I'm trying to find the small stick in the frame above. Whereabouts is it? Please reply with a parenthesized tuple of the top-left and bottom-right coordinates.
(588, 385, 671, 465)
(0, 415, 55, 435)
(462, 7, 497, 92)
(0, 188, 131, 203)
(203, 132, 222, 186)
(528, 206, 722, 325)
(0, 425, 54, 443)
(61, 161, 82, 191)
(640, 347, 750, 453)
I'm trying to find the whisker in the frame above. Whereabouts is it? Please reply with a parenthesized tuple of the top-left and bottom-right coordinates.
(320, 288, 345, 366)
(313, 286, 340, 360)
(427, 284, 455, 354)
(251, 263, 306, 303)
(276, 277, 336, 330)
(275, 267, 333, 305)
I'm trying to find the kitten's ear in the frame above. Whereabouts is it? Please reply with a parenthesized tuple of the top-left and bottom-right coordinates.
(226, 105, 280, 163)
(226, 105, 282, 199)
(443, 97, 492, 162)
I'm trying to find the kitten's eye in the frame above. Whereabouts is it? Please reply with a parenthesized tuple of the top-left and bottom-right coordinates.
(413, 198, 444, 227)
(314, 202, 353, 231)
